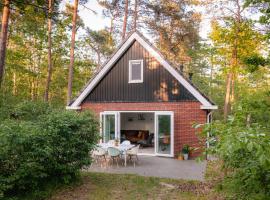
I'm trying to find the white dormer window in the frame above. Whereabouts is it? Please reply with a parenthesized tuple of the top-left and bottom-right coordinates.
(129, 60, 143, 83)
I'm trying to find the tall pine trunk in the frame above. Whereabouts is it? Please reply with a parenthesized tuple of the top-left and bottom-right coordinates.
(122, 0, 129, 40)
(67, 0, 79, 105)
(224, 72, 232, 120)
(133, 0, 138, 30)
(44, 0, 53, 101)
(0, 0, 10, 87)
(223, 0, 241, 120)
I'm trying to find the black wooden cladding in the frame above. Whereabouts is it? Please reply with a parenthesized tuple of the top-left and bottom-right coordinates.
(84, 41, 197, 103)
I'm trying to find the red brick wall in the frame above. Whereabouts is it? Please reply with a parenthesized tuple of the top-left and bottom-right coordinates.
(81, 101, 207, 157)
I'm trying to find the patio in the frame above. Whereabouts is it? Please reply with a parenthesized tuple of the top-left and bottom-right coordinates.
(87, 155, 207, 181)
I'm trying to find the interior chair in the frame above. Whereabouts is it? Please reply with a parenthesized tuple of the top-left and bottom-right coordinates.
(107, 147, 122, 167)
(127, 144, 140, 167)
(137, 133, 154, 147)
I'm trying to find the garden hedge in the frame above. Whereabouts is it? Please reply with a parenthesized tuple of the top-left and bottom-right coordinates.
(0, 105, 99, 199)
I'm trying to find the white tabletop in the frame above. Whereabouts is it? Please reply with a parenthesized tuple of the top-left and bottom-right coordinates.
(98, 143, 135, 152)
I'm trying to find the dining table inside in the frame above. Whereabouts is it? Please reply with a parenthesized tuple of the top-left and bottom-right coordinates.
(98, 142, 135, 167)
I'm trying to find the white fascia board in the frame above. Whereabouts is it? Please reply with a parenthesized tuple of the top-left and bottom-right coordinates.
(134, 33, 213, 107)
(70, 33, 137, 107)
(200, 105, 218, 110)
(66, 106, 81, 110)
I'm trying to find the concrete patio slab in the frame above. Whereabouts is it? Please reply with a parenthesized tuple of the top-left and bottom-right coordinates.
(86, 156, 207, 181)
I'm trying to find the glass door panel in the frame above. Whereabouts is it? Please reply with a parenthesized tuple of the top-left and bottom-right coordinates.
(102, 114, 116, 142)
(155, 113, 173, 156)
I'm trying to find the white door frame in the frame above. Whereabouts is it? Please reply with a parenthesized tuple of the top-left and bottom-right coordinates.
(100, 111, 120, 142)
(155, 111, 174, 157)
(100, 110, 174, 157)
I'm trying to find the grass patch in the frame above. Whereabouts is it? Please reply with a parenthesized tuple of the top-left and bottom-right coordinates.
(48, 171, 224, 200)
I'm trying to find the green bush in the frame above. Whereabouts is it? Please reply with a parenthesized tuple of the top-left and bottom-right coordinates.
(201, 119, 270, 200)
(0, 108, 99, 199)
(11, 101, 53, 121)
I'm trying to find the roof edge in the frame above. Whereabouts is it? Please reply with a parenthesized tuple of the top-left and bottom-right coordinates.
(69, 30, 216, 108)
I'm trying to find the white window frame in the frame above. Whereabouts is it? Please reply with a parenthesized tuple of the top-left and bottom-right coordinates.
(128, 59, 143, 83)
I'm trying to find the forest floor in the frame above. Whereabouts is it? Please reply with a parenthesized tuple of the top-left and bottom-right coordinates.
(47, 161, 225, 200)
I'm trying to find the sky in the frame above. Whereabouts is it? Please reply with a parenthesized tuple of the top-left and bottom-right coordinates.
(62, 0, 212, 40)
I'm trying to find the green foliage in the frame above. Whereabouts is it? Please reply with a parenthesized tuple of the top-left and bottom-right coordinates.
(199, 117, 270, 199)
(243, 54, 268, 73)
(11, 101, 53, 121)
(0, 102, 99, 199)
(244, 0, 270, 37)
(233, 91, 270, 129)
(84, 28, 115, 64)
(181, 144, 190, 154)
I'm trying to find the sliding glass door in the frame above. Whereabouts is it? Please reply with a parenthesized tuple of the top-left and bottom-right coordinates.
(100, 112, 119, 142)
(155, 112, 174, 157)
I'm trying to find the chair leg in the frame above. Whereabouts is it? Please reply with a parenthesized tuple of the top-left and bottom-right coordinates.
(102, 155, 107, 168)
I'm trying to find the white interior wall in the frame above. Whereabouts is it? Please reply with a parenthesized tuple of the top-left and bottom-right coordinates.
(120, 112, 155, 133)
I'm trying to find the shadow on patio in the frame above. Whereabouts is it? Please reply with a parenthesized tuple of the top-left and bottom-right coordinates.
(86, 156, 207, 181)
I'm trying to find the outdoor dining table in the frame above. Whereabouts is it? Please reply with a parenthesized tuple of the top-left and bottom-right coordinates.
(98, 143, 135, 167)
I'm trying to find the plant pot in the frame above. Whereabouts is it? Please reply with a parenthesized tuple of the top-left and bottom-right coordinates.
(183, 154, 189, 160)
(177, 155, 183, 160)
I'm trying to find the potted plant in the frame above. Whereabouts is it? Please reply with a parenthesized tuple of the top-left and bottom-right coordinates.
(182, 144, 190, 160)
(177, 152, 183, 160)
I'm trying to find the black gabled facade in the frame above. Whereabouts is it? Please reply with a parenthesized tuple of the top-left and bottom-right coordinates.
(84, 40, 197, 103)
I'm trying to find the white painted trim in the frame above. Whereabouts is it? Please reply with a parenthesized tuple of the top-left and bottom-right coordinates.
(69, 32, 215, 108)
(100, 111, 118, 142)
(66, 106, 81, 110)
(128, 59, 143, 83)
(70, 33, 137, 108)
(155, 111, 174, 157)
(99, 113, 103, 143)
(100, 110, 174, 157)
(138, 153, 156, 157)
(200, 105, 218, 110)
(134, 33, 212, 107)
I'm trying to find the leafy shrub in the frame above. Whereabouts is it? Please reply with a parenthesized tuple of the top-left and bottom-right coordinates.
(39, 111, 100, 181)
(0, 108, 99, 199)
(11, 101, 53, 121)
(200, 118, 270, 200)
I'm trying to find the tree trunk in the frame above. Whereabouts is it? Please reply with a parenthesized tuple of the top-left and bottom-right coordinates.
(13, 72, 16, 95)
(97, 51, 101, 67)
(230, 74, 235, 104)
(224, 72, 232, 120)
(133, 0, 138, 30)
(44, 0, 53, 102)
(209, 53, 214, 96)
(108, 17, 114, 47)
(0, 0, 10, 87)
(110, 16, 114, 36)
(67, 0, 79, 105)
(122, 0, 129, 40)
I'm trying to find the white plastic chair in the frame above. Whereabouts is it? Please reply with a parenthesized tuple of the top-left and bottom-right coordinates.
(92, 147, 107, 167)
(107, 147, 122, 167)
(127, 144, 140, 167)
(121, 140, 131, 145)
